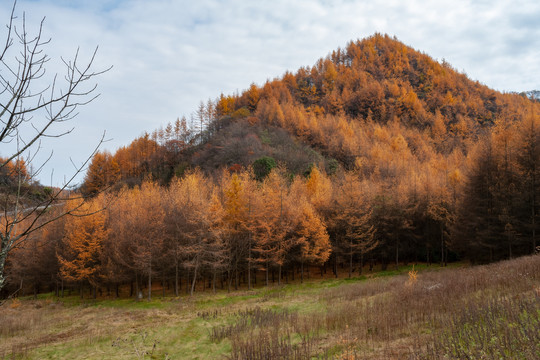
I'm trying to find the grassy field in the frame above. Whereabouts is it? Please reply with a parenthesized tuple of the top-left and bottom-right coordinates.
(1, 256, 539, 359)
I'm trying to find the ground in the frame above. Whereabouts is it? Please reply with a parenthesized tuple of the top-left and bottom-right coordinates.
(1, 257, 539, 359)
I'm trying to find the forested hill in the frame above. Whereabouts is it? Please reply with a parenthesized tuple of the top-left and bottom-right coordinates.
(74, 33, 535, 264)
(84, 33, 535, 190)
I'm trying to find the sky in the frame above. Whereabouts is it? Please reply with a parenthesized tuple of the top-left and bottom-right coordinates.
(1, 0, 540, 187)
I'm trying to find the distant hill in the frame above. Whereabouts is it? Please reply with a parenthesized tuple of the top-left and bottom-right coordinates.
(521, 90, 540, 101)
(0, 157, 54, 212)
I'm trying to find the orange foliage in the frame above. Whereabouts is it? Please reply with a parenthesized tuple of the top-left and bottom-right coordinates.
(58, 195, 108, 290)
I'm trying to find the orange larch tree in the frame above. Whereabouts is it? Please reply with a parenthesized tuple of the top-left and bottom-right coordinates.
(221, 170, 256, 290)
(294, 198, 331, 282)
(331, 172, 376, 277)
(58, 195, 108, 298)
(252, 169, 296, 285)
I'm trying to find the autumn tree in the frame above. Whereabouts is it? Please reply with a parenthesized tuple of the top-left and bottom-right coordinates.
(491, 120, 521, 259)
(289, 179, 331, 282)
(371, 182, 414, 270)
(221, 171, 254, 290)
(6, 212, 64, 298)
(330, 172, 376, 277)
(112, 134, 161, 184)
(163, 179, 188, 296)
(426, 202, 452, 266)
(165, 171, 226, 295)
(244, 83, 261, 112)
(305, 166, 332, 212)
(107, 182, 165, 300)
(58, 196, 108, 298)
(180, 172, 224, 295)
(252, 169, 295, 285)
(0, 157, 30, 187)
(515, 109, 540, 254)
(452, 136, 499, 262)
(82, 151, 120, 196)
(216, 94, 236, 116)
(204, 192, 227, 293)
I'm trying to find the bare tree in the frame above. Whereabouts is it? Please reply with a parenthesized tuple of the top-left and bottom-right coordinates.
(0, 1, 110, 293)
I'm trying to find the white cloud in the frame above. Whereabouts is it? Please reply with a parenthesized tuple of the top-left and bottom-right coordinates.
(1, 0, 539, 185)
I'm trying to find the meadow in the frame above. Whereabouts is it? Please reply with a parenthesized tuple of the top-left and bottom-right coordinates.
(1, 256, 539, 359)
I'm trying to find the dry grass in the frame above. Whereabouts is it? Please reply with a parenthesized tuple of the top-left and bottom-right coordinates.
(1, 255, 538, 359)
(0, 299, 188, 359)
(209, 255, 540, 359)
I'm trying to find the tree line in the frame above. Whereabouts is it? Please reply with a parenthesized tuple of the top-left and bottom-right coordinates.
(5, 113, 540, 299)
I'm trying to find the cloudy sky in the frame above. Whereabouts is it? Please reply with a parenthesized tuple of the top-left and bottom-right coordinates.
(1, 0, 540, 186)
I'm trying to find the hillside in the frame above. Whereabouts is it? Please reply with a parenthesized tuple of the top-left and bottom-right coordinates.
(84, 34, 536, 187)
(0, 157, 56, 213)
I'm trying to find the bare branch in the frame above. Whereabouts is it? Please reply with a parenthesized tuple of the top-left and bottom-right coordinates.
(0, 1, 110, 291)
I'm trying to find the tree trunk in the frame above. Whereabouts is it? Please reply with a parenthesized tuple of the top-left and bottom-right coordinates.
(381, 258, 388, 271)
(162, 273, 166, 298)
(359, 251, 364, 275)
(440, 223, 445, 267)
(175, 262, 179, 297)
(227, 269, 231, 293)
(135, 273, 140, 300)
(533, 199, 537, 253)
(190, 262, 198, 296)
(333, 254, 338, 278)
(395, 236, 400, 271)
(186, 270, 190, 294)
(235, 258, 239, 290)
(148, 270, 152, 301)
(349, 242, 353, 278)
(248, 244, 252, 290)
(301, 259, 304, 283)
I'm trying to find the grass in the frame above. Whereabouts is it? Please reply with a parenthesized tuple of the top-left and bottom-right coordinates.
(1, 256, 539, 359)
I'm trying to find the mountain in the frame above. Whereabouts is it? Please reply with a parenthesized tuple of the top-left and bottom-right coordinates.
(83, 33, 535, 191)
